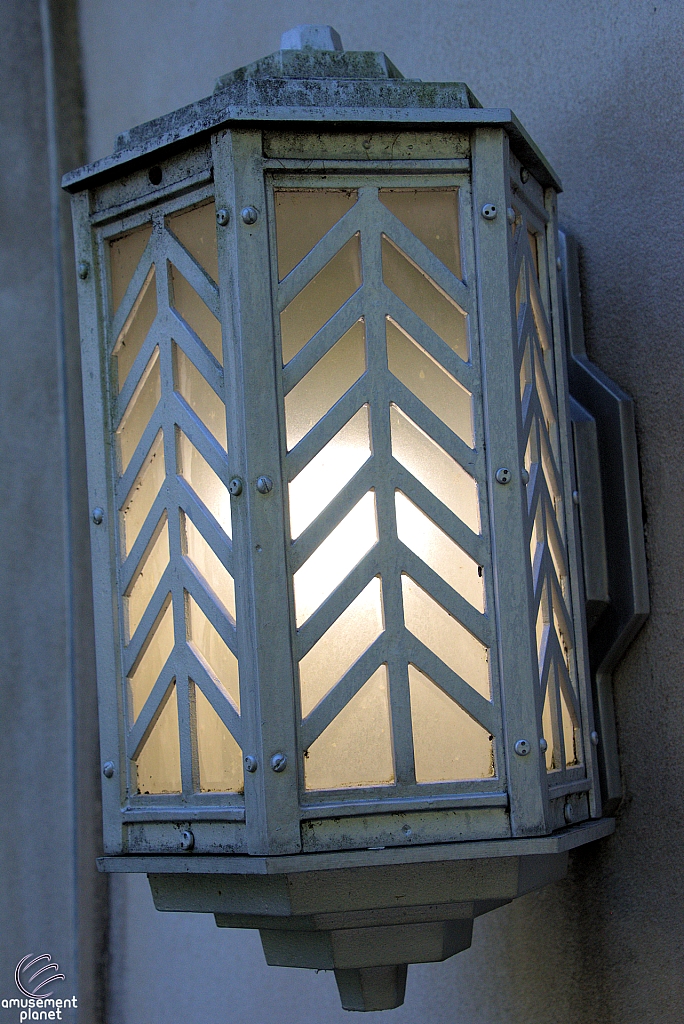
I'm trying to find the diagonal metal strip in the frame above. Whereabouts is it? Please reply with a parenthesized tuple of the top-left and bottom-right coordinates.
(392, 461, 486, 565)
(399, 548, 492, 648)
(528, 264, 553, 351)
(276, 199, 364, 311)
(116, 416, 164, 509)
(538, 622, 555, 696)
(123, 568, 173, 676)
(119, 490, 168, 592)
(168, 309, 224, 399)
(182, 555, 236, 630)
(110, 237, 156, 347)
(300, 634, 389, 750)
(281, 290, 365, 395)
(295, 547, 382, 660)
(285, 374, 371, 481)
(383, 289, 477, 394)
(289, 458, 376, 573)
(556, 648, 582, 723)
(181, 562, 237, 654)
(404, 633, 496, 736)
(114, 319, 164, 427)
(530, 331, 558, 424)
(164, 228, 220, 319)
(186, 646, 242, 746)
(389, 378, 480, 476)
(171, 391, 230, 481)
(375, 204, 471, 314)
(126, 660, 175, 760)
(176, 478, 233, 571)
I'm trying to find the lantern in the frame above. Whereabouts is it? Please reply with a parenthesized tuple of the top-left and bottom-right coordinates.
(63, 26, 648, 1011)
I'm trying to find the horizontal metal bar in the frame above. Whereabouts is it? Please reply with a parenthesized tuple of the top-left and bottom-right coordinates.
(265, 158, 471, 173)
(122, 805, 245, 822)
(300, 791, 508, 819)
(89, 171, 214, 226)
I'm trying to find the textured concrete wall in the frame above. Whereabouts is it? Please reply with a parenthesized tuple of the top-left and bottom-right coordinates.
(76, 2, 682, 1022)
(0, 1, 105, 1020)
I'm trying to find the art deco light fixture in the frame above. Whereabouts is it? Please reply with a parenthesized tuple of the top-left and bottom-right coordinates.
(63, 27, 648, 1011)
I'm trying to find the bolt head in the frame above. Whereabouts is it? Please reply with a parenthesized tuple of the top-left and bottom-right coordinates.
(92, 507, 104, 525)
(228, 477, 243, 496)
(256, 475, 273, 494)
(495, 467, 512, 485)
(514, 739, 531, 756)
(481, 203, 497, 221)
(77, 261, 89, 280)
(102, 761, 115, 778)
(572, 490, 580, 506)
(539, 737, 548, 753)
(180, 829, 195, 851)
(520, 167, 530, 183)
(564, 801, 575, 824)
(241, 206, 258, 225)
(521, 467, 530, 485)
(244, 755, 258, 773)
(556, 256, 563, 271)
(590, 730, 600, 746)
(270, 752, 287, 773)
(216, 208, 230, 226)
(506, 207, 516, 225)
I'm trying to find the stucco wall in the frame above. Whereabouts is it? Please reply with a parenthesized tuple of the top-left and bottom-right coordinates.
(77, 3, 683, 1022)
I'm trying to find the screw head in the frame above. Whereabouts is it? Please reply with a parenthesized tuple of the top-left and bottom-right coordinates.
(564, 801, 575, 824)
(102, 761, 115, 778)
(241, 206, 258, 225)
(270, 752, 287, 773)
(481, 203, 498, 221)
(495, 467, 512, 485)
(180, 829, 195, 851)
(92, 507, 104, 525)
(244, 755, 258, 773)
(556, 256, 563, 271)
(590, 730, 600, 746)
(572, 490, 580, 506)
(77, 261, 89, 280)
(521, 467, 530, 485)
(228, 476, 243, 496)
(256, 475, 273, 494)
(506, 207, 516, 225)
(216, 208, 230, 226)
(520, 167, 530, 183)
(539, 737, 548, 753)
(514, 739, 531, 756)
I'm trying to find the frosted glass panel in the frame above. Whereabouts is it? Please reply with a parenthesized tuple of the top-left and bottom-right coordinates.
(120, 431, 165, 557)
(183, 514, 235, 622)
(395, 492, 484, 612)
(293, 491, 377, 626)
(275, 188, 357, 280)
(114, 267, 157, 389)
(379, 188, 461, 278)
(187, 595, 239, 711)
(382, 236, 468, 361)
(304, 667, 394, 790)
(299, 576, 384, 718)
(285, 320, 366, 450)
(280, 235, 362, 363)
(171, 265, 222, 363)
(125, 518, 169, 641)
(289, 405, 371, 539)
(110, 222, 152, 312)
(528, 229, 539, 281)
(128, 600, 174, 721)
(542, 673, 561, 772)
(174, 344, 227, 449)
(409, 665, 494, 782)
(117, 348, 161, 473)
(168, 202, 219, 282)
(195, 685, 243, 792)
(402, 575, 490, 700)
(135, 684, 181, 794)
(177, 432, 232, 538)
(390, 406, 480, 534)
(386, 318, 473, 446)
(560, 686, 579, 766)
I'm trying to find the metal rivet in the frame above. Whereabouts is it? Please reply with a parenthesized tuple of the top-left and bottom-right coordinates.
(102, 761, 115, 778)
(590, 730, 600, 746)
(180, 829, 195, 851)
(244, 755, 258, 773)
(514, 739, 531, 756)
(362, 139, 372, 150)
(241, 206, 258, 225)
(216, 208, 230, 226)
(401, 824, 412, 837)
(521, 468, 530, 485)
(271, 753, 287, 773)
(556, 256, 563, 272)
(520, 167, 530, 183)
(495, 467, 512, 485)
(228, 477, 243, 496)
(506, 207, 516, 225)
(481, 203, 497, 221)
(572, 490, 580, 505)
(539, 737, 548, 753)
(92, 507, 104, 525)
(564, 801, 575, 824)
(77, 261, 89, 280)
(256, 475, 273, 494)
